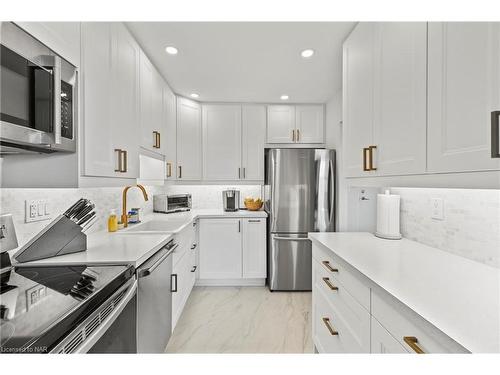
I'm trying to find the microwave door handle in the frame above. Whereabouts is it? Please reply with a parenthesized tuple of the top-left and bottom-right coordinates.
(53, 55, 62, 144)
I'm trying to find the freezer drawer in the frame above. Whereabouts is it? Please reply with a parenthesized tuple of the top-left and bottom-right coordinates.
(268, 233, 312, 291)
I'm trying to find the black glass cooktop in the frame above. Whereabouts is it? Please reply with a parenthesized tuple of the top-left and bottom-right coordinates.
(0, 263, 134, 353)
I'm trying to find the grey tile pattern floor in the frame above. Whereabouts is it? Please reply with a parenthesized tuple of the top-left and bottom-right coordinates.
(166, 286, 313, 353)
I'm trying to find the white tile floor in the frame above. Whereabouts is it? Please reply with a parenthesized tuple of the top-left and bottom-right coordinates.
(166, 286, 313, 353)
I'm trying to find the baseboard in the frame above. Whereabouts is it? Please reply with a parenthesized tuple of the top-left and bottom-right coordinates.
(195, 278, 266, 287)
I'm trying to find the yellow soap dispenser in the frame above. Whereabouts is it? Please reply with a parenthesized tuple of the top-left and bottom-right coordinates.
(108, 209, 118, 232)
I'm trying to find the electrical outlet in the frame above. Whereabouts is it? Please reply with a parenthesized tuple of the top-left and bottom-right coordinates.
(25, 200, 51, 223)
(431, 198, 444, 220)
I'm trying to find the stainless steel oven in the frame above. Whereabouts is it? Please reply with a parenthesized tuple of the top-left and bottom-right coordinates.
(0, 22, 78, 154)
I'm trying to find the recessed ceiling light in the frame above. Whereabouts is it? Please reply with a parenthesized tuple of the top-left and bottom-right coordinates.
(280, 95, 289, 100)
(190, 93, 200, 99)
(301, 49, 315, 58)
(165, 46, 178, 55)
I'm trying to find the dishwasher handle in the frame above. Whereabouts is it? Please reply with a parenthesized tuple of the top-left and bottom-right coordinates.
(138, 244, 178, 278)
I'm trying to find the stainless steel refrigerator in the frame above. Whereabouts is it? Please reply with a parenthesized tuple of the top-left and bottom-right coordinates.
(264, 148, 336, 291)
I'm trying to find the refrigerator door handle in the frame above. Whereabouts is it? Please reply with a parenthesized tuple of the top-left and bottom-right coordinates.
(328, 158, 335, 228)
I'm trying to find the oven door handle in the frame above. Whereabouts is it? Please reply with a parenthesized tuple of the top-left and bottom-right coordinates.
(51, 278, 138, 354)
(53, 55, 62, 144)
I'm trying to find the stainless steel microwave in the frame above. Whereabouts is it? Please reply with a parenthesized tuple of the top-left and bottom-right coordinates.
(0, 22, 78, 154)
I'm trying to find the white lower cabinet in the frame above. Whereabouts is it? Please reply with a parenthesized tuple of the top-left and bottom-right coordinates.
(198, 218, 266, 284)
(371, 316, 408, 353)
(242, 218, 267, 278)
(171, 222, 197, 331)
(311, 242, 469, 354)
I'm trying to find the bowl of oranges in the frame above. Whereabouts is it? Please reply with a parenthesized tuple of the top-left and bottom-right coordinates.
(244, 197, 263, 211)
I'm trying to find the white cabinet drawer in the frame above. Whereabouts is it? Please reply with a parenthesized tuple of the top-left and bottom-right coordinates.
(371, 290, 469, 353)
(173, 222, 196, 266)
(312, 243, 370, 311)
(313, 282, 370, 353)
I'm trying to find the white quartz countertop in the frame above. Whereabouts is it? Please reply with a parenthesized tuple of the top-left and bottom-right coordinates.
(308, 232, 500, 353)
(15, 209, 267, 268)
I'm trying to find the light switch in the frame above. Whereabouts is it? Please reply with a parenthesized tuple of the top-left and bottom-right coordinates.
(431, 198, 444, 220)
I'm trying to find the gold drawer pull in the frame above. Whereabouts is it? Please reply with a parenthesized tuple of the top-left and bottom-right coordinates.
(322, 317, 338, 336)
(322, 260, 338, 273)
(403, 336, 424, 354)
(322, 277, 338, 291)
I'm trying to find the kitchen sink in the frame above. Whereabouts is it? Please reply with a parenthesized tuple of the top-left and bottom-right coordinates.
(119, 219, 190, 234)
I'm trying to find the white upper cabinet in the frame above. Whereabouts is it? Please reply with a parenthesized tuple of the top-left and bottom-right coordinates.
(242, 105, 266, 180)
(139, 51, 153, 151)
(372, 22, 427, 176)
(267, 105, 296, 143)
(139, 50, 166, 154)
(164, 85, 177, 180)
(295, 105, 325, 143)
(427, 22, 500, 172)
(81, 23, 113, 178)
(110, 23, 140, 179)
(177, 97, 202, 180)
(202, 104, 242, 180)
(267, 104, 324, 144)
(343, 22, 427, 177)
(343, 22, 376, 177)
(82, 22, 139, 179)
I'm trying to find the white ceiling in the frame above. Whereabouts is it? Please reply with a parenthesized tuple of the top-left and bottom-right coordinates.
(126, 22, 355, 103)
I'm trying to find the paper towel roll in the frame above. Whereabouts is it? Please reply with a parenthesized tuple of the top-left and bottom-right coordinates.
(375, 190, 402, 240)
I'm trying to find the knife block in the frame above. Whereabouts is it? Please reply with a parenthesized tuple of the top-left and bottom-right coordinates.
(14, 215, 87, 263)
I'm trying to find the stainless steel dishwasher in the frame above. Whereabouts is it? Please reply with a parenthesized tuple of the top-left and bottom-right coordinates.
(136, 238, 177, 353)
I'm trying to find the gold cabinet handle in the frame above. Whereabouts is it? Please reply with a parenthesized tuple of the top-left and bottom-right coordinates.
(322, 260, 338, 273)
(292, 129, 296, 142)
(368, 145, 377, 171)
(114, 149, 122, 172)
(157, 132, 161, 148)
(297, 129, 300, 142)
(363, 147, 370, 171)
(403, 336, 424, 354)
(166, 162, 172, 178)
(153, 131, 161, 148)
(121, 150, 127, 172)
(322, 277, 338, 291)
(322, 317, 339, 336)
(178, 165, 182, 179)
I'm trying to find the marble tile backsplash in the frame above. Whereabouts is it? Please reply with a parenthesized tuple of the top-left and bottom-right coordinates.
(0, 186, 164, 247)
(0, 184, 262, 250)
(391, 187, 500, 268)
(164, 185, 262, 209)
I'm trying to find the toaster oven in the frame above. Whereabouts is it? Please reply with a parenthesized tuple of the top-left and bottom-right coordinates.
(153, 194, 192, 214)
